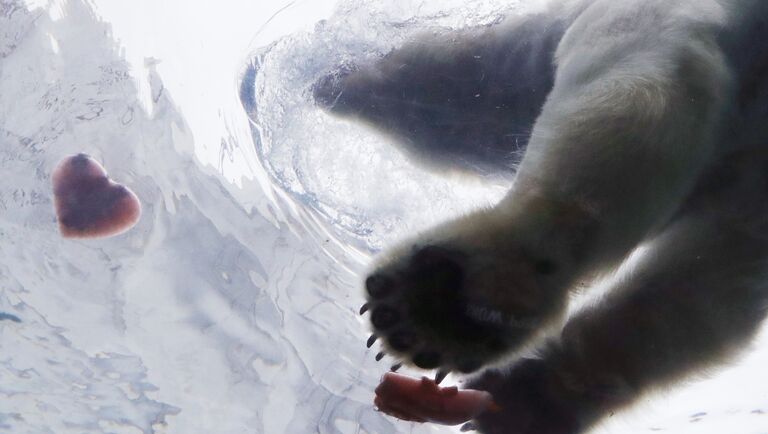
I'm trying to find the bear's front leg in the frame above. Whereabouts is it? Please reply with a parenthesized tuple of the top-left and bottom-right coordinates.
(362, 193, 603, 375)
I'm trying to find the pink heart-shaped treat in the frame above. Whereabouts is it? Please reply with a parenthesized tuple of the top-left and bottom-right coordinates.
(52, 153, 141, 239)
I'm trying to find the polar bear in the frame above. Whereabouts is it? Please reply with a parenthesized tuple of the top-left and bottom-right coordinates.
(314, 0, 768, 432)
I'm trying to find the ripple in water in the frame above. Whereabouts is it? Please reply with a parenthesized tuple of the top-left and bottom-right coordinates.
(240, 0, 515, 252)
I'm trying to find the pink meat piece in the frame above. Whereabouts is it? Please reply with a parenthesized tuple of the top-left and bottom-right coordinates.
(374, 372, 499, 426)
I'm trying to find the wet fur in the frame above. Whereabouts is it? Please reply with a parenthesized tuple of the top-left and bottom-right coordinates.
(314, 0, 768, 432)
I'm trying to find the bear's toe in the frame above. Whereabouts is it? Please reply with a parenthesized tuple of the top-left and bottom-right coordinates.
(362, 244, 518, 373)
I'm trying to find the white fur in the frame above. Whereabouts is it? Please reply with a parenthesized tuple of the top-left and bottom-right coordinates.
(321, 0, 768, 431)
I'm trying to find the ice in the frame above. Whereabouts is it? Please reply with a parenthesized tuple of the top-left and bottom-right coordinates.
(0, 1, 401, 433)
(0, 0, 766, 433)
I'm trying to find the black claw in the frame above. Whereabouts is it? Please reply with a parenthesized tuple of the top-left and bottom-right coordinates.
(367, 334, 378, 348)
(376, 352, 385, 362)
(365, 274, 393, 299)
(434, 370, 449, 385)
(390, 363, 402, 372)
(460, 422, 478, 432)
(371, 306, 400, 330)
(359, 303, 370, 315)
(412, 352, 441, 370)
